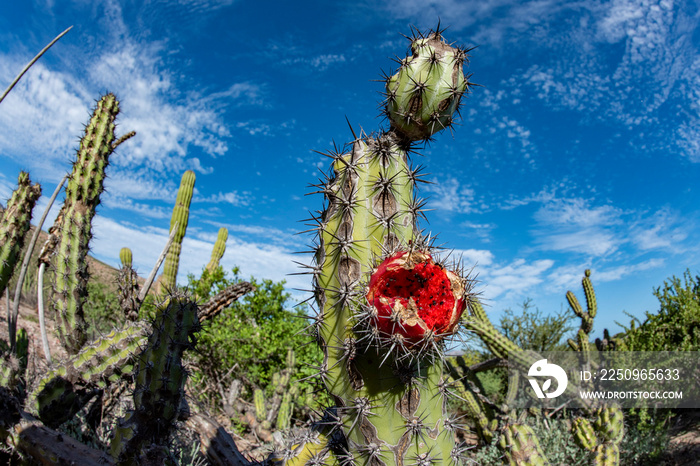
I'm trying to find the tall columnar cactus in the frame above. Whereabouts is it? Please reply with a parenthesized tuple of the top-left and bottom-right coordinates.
(302, 27, 475, 464)
(206, 227, 228, 272)
(0, 172, 42, 300)
(49, 92, 120, 355)
(160, 170, 195, 292)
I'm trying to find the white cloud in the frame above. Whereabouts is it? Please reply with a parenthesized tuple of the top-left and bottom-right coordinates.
(426, 177, 479, 214)
(195, 191, 251, 207)
(532, 198, 624, 256)
(478, 258, 556, 303)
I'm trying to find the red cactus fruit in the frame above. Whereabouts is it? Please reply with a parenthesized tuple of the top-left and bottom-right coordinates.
(366, 250, 466, 346)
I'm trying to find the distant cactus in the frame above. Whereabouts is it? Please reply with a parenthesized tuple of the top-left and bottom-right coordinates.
(160, 170, 195, 292)
(117, 247, 140, 321)
(206, 227, 228, 272)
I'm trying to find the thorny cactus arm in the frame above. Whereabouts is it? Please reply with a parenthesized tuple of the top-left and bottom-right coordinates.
(0, 172, 41, 350)
(110, 293, 201, 464)
(566, 270, 625, 466)
(50, 93, 120, 355)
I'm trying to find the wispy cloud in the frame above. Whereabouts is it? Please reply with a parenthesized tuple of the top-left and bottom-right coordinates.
(425, 177, 481, 214)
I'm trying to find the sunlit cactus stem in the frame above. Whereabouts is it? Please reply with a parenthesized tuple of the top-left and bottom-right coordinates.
(50, 92, 120, 355)
(160, 170, 195, 292)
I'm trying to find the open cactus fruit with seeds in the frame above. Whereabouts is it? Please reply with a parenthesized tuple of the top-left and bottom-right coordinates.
(366, 250, 466, 346)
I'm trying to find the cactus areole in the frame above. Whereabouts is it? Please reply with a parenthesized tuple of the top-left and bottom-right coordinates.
(367, 250, 466, 346)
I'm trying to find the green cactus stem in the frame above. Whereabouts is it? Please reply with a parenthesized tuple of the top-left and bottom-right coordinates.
(572, 417, 598, 451)
(0, 172, 42, 347)
(28, 322, 148, 427)
(110, 293, 200, 464)
(305, 26, 476, 464)
(119, 247, 133, 268)
(160, 170, 195, 292)
(254, 388, 266, 422)
(50, 93, 120, 355)
(383, 26, 474, 143)
(206, 227, 228, 272)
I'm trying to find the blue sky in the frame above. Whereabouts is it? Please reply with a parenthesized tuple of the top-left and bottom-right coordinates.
(1, 0, 699, 341)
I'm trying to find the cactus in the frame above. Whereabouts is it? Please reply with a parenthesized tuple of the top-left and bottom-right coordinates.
(0, 172, 42, 301)
(160, 170, 195, 292)
(206, 227, 228, 272)
(119, 247, 133, 268)
(110, 293, 200, 463)
(49, 93, 120, 355)
(499, 423, 550, 466)
(118, 247, 141, 321)
(28, 322, 148, 426)
(383, 25, 474, 143)
(572, 417, 598, 451)
(298, 26, 476, 464)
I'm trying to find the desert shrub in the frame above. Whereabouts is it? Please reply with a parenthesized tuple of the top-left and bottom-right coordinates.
(616, 270, 700, 351)
(186, 266, 326, 415)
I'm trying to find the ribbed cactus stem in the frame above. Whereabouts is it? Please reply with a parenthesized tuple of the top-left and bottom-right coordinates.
(310, 130, 471, 462)
(205, 227, 228, 272)
(161, 170, 195, 292)
(28, 322, 148, 427)
(118, 247, 140, 321)
(499, 423, 550, 466)
(50, 93, 120, 355)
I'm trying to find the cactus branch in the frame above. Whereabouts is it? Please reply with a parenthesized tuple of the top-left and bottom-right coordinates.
(10, 175, 67, 353)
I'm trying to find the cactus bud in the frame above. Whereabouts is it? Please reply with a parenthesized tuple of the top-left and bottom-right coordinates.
(366, 250, 466, 346)
(384, 28, 473, 142)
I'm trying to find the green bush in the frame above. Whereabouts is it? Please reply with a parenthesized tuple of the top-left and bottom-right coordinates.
(186, 266, 326, 415)
(501, 298, 577, 352)
(616, 270, 700, 351)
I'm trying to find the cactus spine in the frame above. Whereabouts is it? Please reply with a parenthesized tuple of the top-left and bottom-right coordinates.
(206, 227, 228, 272)
(160, 170, 195, 292)
(50, 93, 120, 355)
(306, 27, 474, 464)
